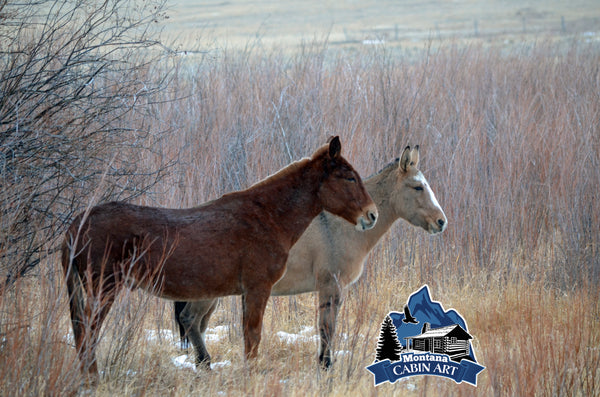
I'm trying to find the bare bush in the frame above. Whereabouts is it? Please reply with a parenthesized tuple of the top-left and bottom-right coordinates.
(0, 0, 175, 289)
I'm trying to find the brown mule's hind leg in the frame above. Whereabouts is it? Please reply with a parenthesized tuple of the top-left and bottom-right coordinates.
(177, 300, 218, 369)
(76, 282, 119, 380)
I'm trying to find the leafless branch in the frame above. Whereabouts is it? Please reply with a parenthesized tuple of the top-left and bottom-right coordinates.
(0, 0, 177, 291)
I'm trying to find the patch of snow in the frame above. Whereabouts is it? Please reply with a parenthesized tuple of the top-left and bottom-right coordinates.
(145, 329, 177, 343)
(363, 39, 385, 45)
(209, 325, 229, 333)
(171, 354, 231, 371)
(204, 334, 222, 342)
(205, 325, 229, 342)
(276, 325, 319, 344)
(172, 354, 196, 370)
(210, 360, 231, 370)
(334, 350, 351, 358)
(338, 332, 366, 341)
(299, 325, 315, 334)
(63, 331, 74, 344)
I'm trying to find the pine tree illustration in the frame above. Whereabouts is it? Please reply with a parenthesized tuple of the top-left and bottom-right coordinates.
(375, 315, 402, 361)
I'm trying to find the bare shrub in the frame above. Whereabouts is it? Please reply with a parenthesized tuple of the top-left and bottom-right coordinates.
(0, 0, 175, 289)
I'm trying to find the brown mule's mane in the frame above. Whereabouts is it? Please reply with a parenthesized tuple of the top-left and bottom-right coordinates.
(194, 154, 316, 209)
(247, 157, 311, 190)
(247, 145, 328, 190)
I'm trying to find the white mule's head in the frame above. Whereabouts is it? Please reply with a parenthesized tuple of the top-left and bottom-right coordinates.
(393, 146, 447, 234)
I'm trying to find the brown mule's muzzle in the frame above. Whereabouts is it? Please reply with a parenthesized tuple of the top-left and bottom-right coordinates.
(355, 204, 378, 231)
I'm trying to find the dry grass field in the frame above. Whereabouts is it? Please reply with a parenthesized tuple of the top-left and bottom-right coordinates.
(1, 1, 600, 396)
(161, 0, 600, 51)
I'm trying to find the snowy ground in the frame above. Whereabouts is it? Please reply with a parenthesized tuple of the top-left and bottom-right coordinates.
(62, 324, 417, 391)
(63, 324, 340, 371)
(170, 324, 342, 370)
(63, 324, 369, 369)
(59, 324, 355, 371)
(144, 327, 232, 371)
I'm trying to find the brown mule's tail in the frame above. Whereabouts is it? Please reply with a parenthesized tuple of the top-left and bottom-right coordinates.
(62, 238, 86, 365)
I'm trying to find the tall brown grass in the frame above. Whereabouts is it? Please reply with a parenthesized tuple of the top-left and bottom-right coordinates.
(1, 37, 599, 395)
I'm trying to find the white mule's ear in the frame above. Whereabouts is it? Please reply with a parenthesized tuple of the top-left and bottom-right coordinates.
(410, 145, 420, 168)
(400, 146, 411, 172)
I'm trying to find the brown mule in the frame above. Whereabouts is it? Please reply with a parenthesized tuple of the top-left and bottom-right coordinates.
(62, 137, 377, 379)
(174, 145, 446, 368)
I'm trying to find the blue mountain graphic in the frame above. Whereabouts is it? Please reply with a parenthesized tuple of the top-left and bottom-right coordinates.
(389, 285, 476, 362)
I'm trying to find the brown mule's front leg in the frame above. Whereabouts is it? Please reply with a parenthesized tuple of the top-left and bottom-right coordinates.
(318, 289, 343, 369)
(242, 289, 271, 360)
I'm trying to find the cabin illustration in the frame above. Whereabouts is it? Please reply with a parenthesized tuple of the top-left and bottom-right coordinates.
(404, 323, 472, 362)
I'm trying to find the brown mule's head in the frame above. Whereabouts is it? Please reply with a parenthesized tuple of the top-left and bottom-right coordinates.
(313, 136, 377, 231)
(392, 145, 447, 234)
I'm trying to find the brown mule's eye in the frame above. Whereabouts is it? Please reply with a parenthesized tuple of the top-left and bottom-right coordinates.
(346, 177, 356, 183)
(413, 186, 423, 191)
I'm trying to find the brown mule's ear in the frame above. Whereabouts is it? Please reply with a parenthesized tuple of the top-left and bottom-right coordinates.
(328, 136, 341, 159)
(400, 145, 411, 172)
